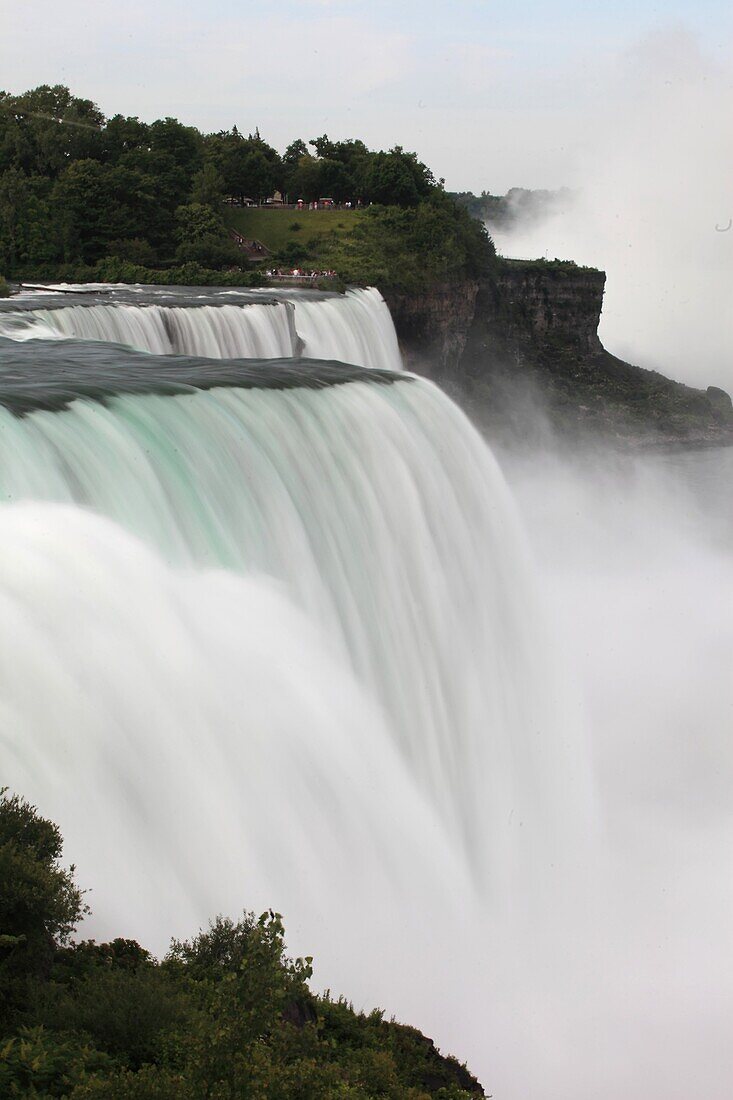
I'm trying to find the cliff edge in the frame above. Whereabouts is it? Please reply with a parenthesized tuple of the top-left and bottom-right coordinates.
(385, 260, 733, 449)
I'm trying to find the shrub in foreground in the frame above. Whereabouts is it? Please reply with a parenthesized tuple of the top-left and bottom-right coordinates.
(0, 791, 486, 1098)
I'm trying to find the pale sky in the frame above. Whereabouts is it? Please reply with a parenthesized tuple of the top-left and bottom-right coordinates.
(2, 1, 731, 192)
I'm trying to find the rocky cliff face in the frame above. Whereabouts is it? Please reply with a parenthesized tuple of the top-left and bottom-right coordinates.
(479, 260, 605, 354)
(386, 260, 733, 449)
(383, 281, 479, 380)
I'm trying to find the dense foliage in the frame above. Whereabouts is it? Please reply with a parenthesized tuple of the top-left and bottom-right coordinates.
(311, 199, 494, 293)
(0, 791, 486, 1098)
(0, 85, 494, 289)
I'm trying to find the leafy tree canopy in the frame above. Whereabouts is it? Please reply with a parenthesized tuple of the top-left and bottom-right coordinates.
(0, 789, 86, 1028)
(0, 791, 487, 1099)
(0, 83, 494, 288)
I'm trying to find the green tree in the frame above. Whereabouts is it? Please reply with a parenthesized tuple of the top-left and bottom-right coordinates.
(0, 167, 60, 271)
(104, 237, 158, 266)
(0, 792, 487, 1099)
(37, 966, 194, 1070)
(189, 162, 224, 209)
(206, 128, 282, 202)
(358, 152, 419, 206)
(0, 85, 104, 177)
(0, 166, 32, 268)
(163, 913, 319, 1098)
(314, 158, 353, 201)
(309, 133, 335, 158)
(316, 197, 495, 292)
(175, 202, 224, 244)
(173, 201, 241, 266)
(0, 790, 86, 1028)
(287, 154, 322, 201)
(100, 115, 151, 164)
(239, 150, 275, 203)
(148, 118, 202, 188)
(0, 1026, 113, 1098)
(283, 138, 308, 169)
(52, 159, 159, 263)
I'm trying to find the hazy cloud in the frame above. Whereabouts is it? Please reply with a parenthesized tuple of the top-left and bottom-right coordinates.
(491, 28, 733, 389)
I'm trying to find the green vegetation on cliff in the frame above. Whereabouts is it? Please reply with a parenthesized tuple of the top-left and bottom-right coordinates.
(0, 85, 494, 292)
(0, 790, 486, 1099)
(314, 199, 494, 292)
(226, 207, 362, 253)
(230, 199, 493, 293)
(499, 257, 598, 277)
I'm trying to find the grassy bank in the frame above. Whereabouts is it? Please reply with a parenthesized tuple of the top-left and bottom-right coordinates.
(225, 207, 362, 253)
(225, 201, 495, 294)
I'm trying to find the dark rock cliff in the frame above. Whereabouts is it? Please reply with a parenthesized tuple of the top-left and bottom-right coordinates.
(385, 261, 733, 449)
(384, 281, 480, 380)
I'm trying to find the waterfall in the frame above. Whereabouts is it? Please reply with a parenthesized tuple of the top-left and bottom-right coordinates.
(0, 286, 403, 372)
(2, 285, 728, 1099)
(3, 301, 297, 358)
(289, 286, 402, 369)
(1, 499, 466, 937)
(0, 360, 579, 871)
(0, 313, 589, 1098)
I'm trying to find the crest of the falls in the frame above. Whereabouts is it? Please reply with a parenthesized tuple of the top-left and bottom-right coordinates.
(0, 286, 403, 372)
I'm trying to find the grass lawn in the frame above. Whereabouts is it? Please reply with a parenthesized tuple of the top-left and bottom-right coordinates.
(224, 207, 362, 253)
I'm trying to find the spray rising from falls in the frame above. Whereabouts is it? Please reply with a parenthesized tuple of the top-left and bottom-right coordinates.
(0, 286, 402, 371)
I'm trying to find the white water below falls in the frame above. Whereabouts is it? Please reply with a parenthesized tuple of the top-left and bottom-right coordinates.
(0, 288, 731, 1099)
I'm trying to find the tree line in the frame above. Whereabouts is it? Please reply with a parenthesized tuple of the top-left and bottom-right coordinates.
(0, 84, 463, 279)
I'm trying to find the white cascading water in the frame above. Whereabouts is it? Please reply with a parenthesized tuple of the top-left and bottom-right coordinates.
(289, 286, 403, 369)
(1, 500, 467, 940)
(2, 300, 296, 358)
(0, 379, 582, 874)
(1, 287, 731, 1099)
(0, 286, 403, 372)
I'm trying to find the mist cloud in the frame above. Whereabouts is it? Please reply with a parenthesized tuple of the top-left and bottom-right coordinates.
(490, 29, 733, 390)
